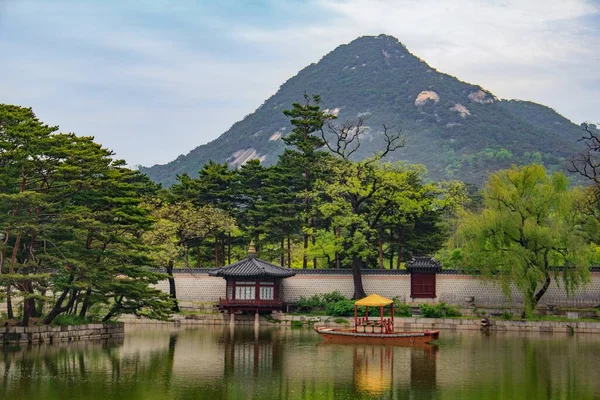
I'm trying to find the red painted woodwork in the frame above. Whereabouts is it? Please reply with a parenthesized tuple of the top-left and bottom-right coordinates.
(411, 273, 436, 299)
(220, 278, 282, 313)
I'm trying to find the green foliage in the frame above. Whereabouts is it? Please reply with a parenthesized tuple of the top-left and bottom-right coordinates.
(393, 299, 413, 317)
(291, 320, 304, 328)
(502, 310, 513, 320)
(325, 300, 354, 316)
(297, 291, 349, 311)
(0, 104, 173, 326)
(321, 291, 348, 303)
(419, 302, 461, 318)
(451, 164, 592, 318)
(325, 300, 381, 317)
(296, 295, 323, 310)
(51, 314, 93, 326)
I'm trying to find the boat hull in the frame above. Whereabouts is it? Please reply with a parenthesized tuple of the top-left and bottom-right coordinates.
(314, 327, 439, 345)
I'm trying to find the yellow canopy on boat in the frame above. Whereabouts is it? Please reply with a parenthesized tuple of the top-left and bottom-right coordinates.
(354, 294, 394, 307)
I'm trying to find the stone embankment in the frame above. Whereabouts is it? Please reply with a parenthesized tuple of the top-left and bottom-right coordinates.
(1, 323, 124, 345)
(389, 317, 600, 334)
(122, 314, 600, 334)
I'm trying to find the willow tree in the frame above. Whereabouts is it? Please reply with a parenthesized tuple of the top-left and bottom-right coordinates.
(452, 164, 591, 317)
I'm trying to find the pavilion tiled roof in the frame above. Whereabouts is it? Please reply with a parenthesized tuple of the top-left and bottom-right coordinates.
(406, 257, 441, 272)
(208, 255, 296, 278)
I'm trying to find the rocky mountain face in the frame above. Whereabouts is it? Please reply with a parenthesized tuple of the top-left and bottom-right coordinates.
(140, 34, 585, 187)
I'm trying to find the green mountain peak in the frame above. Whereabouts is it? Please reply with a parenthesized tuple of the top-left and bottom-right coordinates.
(140, 34, 584, 187)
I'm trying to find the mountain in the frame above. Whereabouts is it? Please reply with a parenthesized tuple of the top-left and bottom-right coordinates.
(140, 34, 585, 187)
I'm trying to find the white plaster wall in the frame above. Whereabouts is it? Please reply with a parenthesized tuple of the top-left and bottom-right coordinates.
(156, 272, 599, 307)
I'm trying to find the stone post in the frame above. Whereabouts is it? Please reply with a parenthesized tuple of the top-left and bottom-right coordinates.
(254, 312, 260, 327)
(229, 312, 235, 327)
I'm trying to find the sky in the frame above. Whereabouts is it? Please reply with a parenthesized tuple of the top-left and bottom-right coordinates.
(1, 0, 599, 168)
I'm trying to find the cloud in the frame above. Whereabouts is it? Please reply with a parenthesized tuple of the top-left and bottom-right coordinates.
(233, 0, 600, 122)
(0, 0, 598, 168)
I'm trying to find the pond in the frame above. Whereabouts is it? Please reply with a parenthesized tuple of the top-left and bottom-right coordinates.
(1, 325, 599, 399)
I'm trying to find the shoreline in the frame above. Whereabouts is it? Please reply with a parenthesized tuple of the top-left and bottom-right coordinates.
(121, 314, 600, 334)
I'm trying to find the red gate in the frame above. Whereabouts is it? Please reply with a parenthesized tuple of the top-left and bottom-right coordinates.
(411, 273, 436, 299)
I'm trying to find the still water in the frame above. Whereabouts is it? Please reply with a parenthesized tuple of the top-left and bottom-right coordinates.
(1, 325, 599, 400)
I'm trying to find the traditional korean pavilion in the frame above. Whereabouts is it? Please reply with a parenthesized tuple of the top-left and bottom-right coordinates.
(209, 242, 295, 314)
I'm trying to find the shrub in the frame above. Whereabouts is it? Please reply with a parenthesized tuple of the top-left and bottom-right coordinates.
(441, 302, 461, 317)
(297, 292, 349, 311)
(420, 302, 461, 318)
(51, 314, 91, 326)
(394, 303, 413, 317)
(502, 310, 513, 320)
(291, 320, 303, 328)
(321, 291, 348, 303)
(326, 300, 381, 317)
(326, 300, 355, 316)
(420, 303, 443, 318)
(297, 295, 325, 310)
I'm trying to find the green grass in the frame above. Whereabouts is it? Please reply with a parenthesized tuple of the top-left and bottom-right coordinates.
(51, 314, 96, 326)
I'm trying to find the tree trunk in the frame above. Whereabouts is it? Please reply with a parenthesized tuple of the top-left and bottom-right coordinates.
(280, 236, 285, 267)
(352, 257, 366, 299)
(21, 281, 31, 327)
(397, 234, 403, 269)
(214, 237, 219, 268)
(312, 233, 317, 269)
(335, 227, 341, 269)
(184, 242, 189, 269)
(79, 288, 92, 319)
(228, 233, 232, 265)
(102, 296, 123, 322)
(27, 297, 38, 318)
(43, 274, 76, 324)
(287, 236, 291, 269)
(196, 245, 202, 268)
(389, 229, 394, 269)
(302, 232, 308, 269)
(166, 260, 180, 312)
(6, 285, 14, 319)
(378, 239, 384, 269)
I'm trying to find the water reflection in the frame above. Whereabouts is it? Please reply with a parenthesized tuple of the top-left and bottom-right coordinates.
(1, 326, 599, 399)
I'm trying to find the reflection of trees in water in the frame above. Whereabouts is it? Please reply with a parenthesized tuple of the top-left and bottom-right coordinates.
(1, 340, 124, 399)
(222, 327, 284, 397)
(2, 329, 600, 399)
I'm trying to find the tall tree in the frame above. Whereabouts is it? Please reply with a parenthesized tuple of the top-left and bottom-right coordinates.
(281, 94, 336, 268)
(0, 104, 173, 325)
(316, 118, 404, 298)
(451, 164, 592, 317)
(318, 160, 423, 298)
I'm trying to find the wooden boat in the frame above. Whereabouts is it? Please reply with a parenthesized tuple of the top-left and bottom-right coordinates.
(314, 294, 439, 345)
(314, 326, 439, 345)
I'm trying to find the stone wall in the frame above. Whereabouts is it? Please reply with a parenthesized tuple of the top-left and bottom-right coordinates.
(155, 269, 600, 308)
(1, 323, 124, 345)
